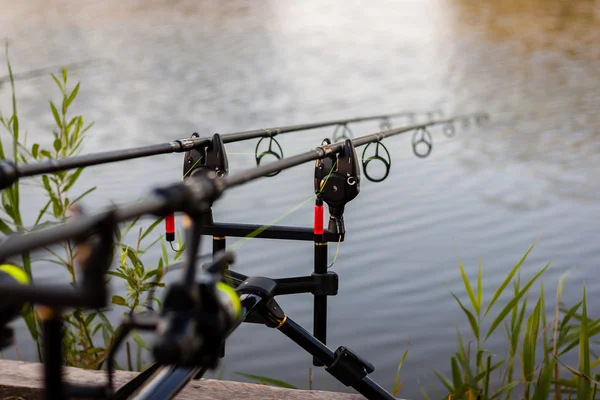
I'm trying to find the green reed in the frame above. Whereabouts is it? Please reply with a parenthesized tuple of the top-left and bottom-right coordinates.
(0, 44, 183, 371)
(428, 241, 600, 400)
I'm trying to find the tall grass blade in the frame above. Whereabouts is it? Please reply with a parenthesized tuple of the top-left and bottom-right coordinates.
(485, 241, 536, 318)
(554, 274, 568, 400)
(452, 292, 480, 341)
(435, 370, 455, 392)
(393, 347, 409, 396)
(532, 359, 557, 400)
(459, 259, 479, 315)
(576, 286, 590, 399)
(491, 380, 521, 399)
(140, 218, 164, 242)
(540, 282, 549, 365)
(558, 302, 583, 355)
(456, 329, 475, 385)
(451, 356, 462, 389)
(523, 298, 542, 396)
(485, 261, 551, 341)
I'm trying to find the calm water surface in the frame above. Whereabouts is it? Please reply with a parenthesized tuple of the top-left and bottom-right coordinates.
(0, 0, 599, 398)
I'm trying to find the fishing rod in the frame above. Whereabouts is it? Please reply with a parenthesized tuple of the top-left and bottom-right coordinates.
(0, 111, 488, 400)
(0, 109, 447, 190)
(0, 111, 486, 257)
(0, 58, 109, 88)
(163, 110, 487, 246)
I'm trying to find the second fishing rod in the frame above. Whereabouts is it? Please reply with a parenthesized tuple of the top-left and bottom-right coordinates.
(0, 112, 488, 262)
(0, 109, 449, 190)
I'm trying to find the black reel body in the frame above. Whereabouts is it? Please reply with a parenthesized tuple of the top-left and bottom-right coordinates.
(152, 252, 238, 369)
(152, 282, 229, 369)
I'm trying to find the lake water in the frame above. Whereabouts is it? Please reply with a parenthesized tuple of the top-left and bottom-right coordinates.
(1, 0, 599, 398)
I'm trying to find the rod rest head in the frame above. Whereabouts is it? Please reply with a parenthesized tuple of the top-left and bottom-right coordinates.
(314, 138, 360, 233)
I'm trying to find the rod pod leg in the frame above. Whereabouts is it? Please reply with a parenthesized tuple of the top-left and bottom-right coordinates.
(313, 235, 328, 366)
(255, 301, 394, 400)
(40, 307, 65, 400)
(213, 235, 227, 360)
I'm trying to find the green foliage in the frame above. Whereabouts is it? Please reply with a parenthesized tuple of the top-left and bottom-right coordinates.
(431, 242, 600, 400)
(0, 44, 181, 372)
(393, 346, 410, 396)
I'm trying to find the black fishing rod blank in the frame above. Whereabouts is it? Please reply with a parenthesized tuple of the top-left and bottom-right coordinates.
(0, 112, 487, 261)
(223, 114, 484, 189)
(0, 109, 447, 190)
(0, 136, 211, 190)
(221, 109, 443, 143)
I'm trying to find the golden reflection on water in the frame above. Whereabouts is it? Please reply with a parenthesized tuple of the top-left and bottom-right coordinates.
(449, 0, 599, 50)
(435, 0, 600, 208)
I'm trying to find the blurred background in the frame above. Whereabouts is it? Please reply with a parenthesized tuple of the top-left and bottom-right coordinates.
(0, 0, 599, 398)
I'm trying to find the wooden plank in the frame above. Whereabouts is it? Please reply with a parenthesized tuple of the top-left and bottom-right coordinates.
(0, 360, 368, 399)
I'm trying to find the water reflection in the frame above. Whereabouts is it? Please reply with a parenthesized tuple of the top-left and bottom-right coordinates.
(435, 0, 600, 209)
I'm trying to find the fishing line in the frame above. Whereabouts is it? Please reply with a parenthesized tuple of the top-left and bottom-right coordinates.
(227, 161, 338, 252)
(327, 234, 343, 269)
(227, 194, 316, 251)
(145, 162, 341, 311)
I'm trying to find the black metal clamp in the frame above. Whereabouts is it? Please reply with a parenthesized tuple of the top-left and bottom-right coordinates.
(326, 346, 376, 387)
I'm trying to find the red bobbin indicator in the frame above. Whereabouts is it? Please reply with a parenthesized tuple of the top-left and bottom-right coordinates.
(165, 213, 175, 242)
(314, 203, 324, 235)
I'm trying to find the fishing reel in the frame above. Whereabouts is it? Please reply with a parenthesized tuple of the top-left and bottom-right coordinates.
(152, 250, 240, 369)
(314, 138, 360, 235)
(0, 262, 28, 350)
